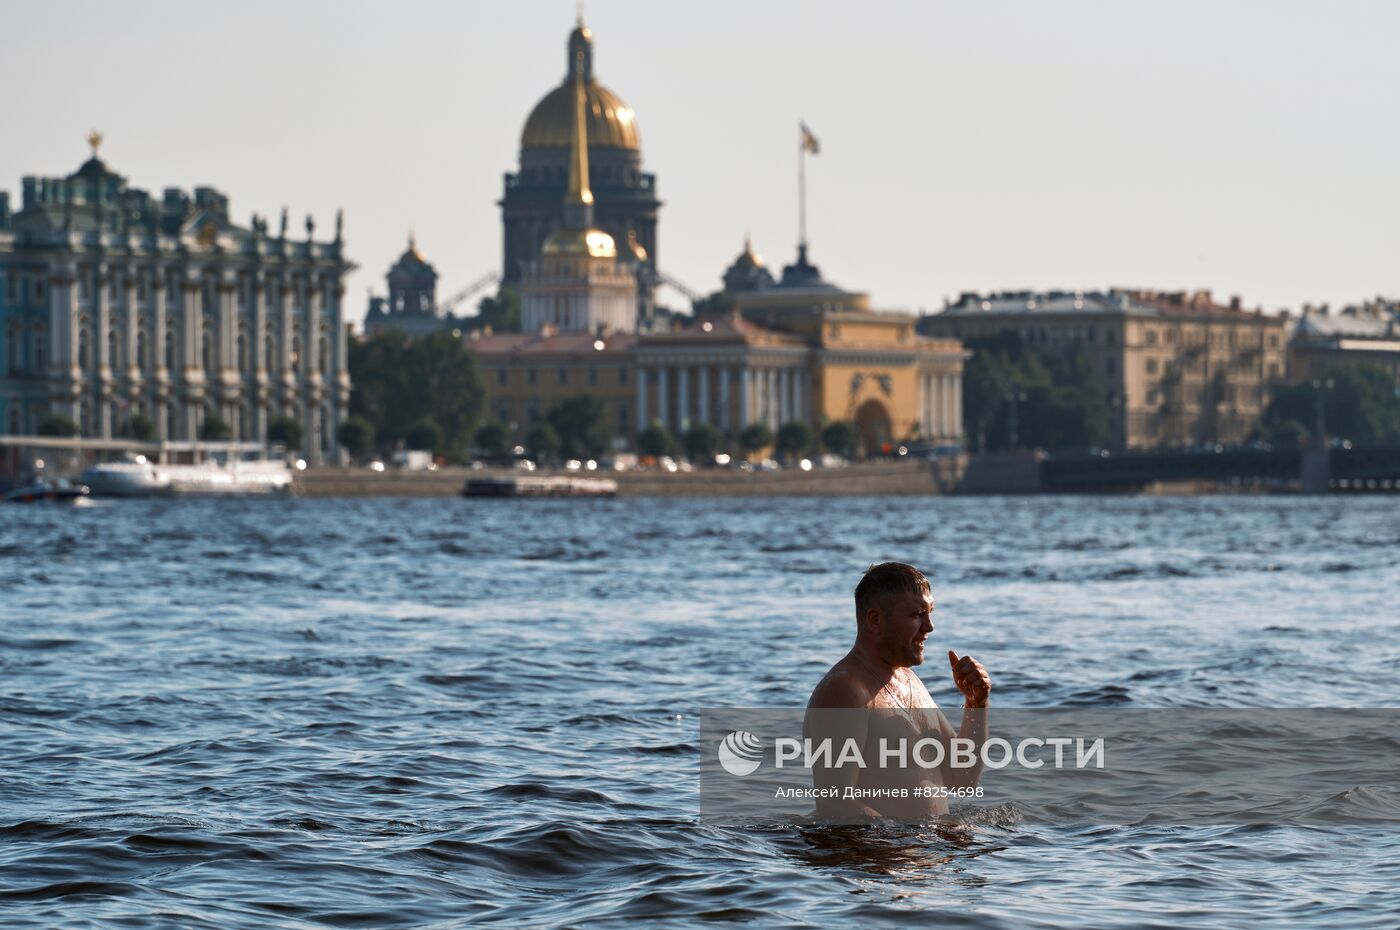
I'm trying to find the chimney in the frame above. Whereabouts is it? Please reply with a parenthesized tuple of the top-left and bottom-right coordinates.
(1229, 295, 1242, 311)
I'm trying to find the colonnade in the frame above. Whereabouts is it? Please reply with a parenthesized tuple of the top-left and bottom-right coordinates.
(635, 364, 811, 435)
(916, 371, 962, 440)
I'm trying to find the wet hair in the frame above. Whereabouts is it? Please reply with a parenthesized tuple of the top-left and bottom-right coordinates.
(854, 562, 930, 622)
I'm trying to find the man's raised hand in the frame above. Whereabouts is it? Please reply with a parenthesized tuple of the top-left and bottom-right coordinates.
(948, 650, 991, 707)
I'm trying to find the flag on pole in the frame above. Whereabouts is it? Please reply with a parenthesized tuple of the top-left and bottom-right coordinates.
(800, 122, 820, 155)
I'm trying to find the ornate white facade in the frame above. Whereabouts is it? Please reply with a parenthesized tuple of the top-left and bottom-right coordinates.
(0, 142, 354, 462)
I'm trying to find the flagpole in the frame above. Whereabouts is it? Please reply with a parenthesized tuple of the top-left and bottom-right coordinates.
(798, 129, 806, 249)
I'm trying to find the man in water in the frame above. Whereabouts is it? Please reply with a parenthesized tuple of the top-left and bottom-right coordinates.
(805, 561, 991, 820)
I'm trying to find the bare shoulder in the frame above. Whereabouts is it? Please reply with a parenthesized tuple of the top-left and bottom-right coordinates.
(807, 665, 876, 709)
(906, 670, 939, 708)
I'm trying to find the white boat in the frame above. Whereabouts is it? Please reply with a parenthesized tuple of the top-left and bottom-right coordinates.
(463, 475, 618, 498)
(82, 442, 293, 496)
(80, 456, 173, 496)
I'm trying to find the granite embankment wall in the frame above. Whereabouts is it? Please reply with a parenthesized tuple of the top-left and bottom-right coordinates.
(294, 458, 966, 498)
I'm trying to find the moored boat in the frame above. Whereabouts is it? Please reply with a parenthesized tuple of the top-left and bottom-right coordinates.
(105, 442, 293, 496)
(79, 457, 174, 497)
(2, 477, 91, 504)
(463, 476, 618, 498)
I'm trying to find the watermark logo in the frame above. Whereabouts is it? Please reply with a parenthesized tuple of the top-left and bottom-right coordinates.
(717, 730, 763, 777)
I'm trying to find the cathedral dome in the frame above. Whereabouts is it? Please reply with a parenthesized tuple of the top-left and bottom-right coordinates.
(521, 22, 641, 151)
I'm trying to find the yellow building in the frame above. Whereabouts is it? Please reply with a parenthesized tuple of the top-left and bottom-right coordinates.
(465, 18, 965, 457)
(922, 289, 1287, 450)
(470, 242, 965, 456)
(471, 327, 637, 439)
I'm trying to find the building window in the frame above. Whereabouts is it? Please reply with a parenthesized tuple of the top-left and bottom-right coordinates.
(558, 367, 568, 385)
(264, 335, 275, 373)
(32, 327, 45, 371)
(1105, 358, 1115, 377)
(137, 330, 148, 370)
(34, 278, 46, 302)
(1268, 334, 1279, 348)
(6, 323, 21, 373)
(1146, 358, 1158, 375)
(318, 335, 329, 374)
(589, 367, 598, 386)
(109, 329, 121, 371)
(168, 332, 178, 371)
(237, 332, 248, 372)
(618, 403, 630, 434)
(1146, 329, 1158, 346)
(528, 368, 537, 386)
(497, 368, 507, 386)
(619, 367, 628, 386)
(4, 273, 14, 304)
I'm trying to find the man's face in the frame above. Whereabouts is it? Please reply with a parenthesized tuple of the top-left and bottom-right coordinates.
(874, 589, 935, 667)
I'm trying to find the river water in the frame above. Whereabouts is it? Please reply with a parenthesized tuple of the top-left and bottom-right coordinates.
(2, 495, 1398, 928)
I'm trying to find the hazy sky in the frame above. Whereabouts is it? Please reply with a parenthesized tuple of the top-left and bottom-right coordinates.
(6, 1, 1397, 324)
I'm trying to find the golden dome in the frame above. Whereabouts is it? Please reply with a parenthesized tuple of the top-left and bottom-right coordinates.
(398, 230, 426, 265)
(541, 227, 617, 258)
(736, 234, 764, 267)
(522, 80, 639, 150)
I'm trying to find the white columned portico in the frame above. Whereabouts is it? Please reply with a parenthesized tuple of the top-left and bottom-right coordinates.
(952, 374, 962, 438)
(930, 374, 943, 438)
(678, 365, 690, 431)
(917, 374, 926, 437)
(718, 366, 729, 431)
(934, 375, 943, 437)
(657, 367, 669, 432)
(942, 374, 953, 439)
(767, 369, 779, 430)
(698, 365, 710, 426)
(779, 368, 791, 425)
(738, 367, 750, 429)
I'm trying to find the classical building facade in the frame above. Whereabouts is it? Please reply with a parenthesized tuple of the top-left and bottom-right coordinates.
(0, 138, 353, 461)
(518, 43, 642, 337)
(467, 17, 964, 458)
(473, 239, 964, 456)
(921, 288, 1288, 450)
(1286, 300, 1400, 386)
(501, 19, 658, 326)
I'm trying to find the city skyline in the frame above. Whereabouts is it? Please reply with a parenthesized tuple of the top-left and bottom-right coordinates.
(6, 0, 1397, 324)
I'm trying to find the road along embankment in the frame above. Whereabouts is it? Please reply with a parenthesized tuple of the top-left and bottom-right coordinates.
(294, 458, 965, 498)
